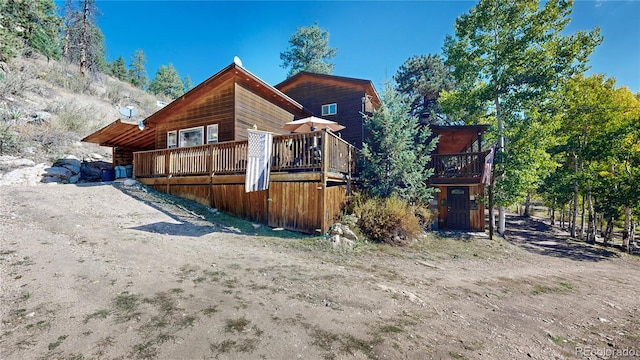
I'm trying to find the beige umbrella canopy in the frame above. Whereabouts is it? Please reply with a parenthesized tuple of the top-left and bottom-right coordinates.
(283, 116, 346, 133)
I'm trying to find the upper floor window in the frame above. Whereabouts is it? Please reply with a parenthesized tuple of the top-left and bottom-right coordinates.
(207, 124, 219, 144)
(178, 126, 204, 147)
(321, 103, 337, 116)
(167, 131, 177, 148)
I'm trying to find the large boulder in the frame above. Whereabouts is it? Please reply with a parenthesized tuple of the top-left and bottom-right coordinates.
(326, 223, 358, 249)
(0, 163, 47, 186)
(0, 156, 35, 171)
(80, 160, 112, 182)
(54, 155, 81, 172)
(42, 166, 72, 183)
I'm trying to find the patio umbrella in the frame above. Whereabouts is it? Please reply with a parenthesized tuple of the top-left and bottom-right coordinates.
(283, 116, 345, 133)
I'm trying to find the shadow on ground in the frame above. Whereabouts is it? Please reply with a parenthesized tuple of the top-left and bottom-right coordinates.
(504, 215, 620, 262)
(108, 181, 303, 240)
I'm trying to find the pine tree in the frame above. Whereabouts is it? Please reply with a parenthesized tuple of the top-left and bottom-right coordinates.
(61, 0, 105, 75)
(360, 83, 438, 205)
(110, 56, 127, 81)
(183, 74, 193, 93)
(0, 25, 22, 62)
(280, 23, 337, 78)
(129, 49, 148, 89)
(394, 54, 456, 124)
(148, 63, 184, 99)
(0, 0, 62, 61)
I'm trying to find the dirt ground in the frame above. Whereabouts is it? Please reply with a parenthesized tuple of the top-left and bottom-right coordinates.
(1, 182, 639, 360)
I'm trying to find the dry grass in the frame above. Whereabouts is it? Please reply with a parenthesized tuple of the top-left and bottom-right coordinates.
(0, 55, 160, 159)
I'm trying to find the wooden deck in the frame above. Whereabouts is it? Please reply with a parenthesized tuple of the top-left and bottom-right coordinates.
(429, 151, 489, 185)
(133, 130, 357, 234)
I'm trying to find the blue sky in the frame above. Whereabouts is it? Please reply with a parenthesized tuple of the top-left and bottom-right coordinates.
(93, 1, 639, 94)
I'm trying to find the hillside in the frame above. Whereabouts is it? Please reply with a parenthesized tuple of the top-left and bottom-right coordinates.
(0, 54, 164, 167)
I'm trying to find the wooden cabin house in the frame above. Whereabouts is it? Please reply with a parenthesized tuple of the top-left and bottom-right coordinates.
(84, 63, 358, 234)
(84, 61, 490, 234)
(276, 72, 381, 149)
(429, 125, 490, 231)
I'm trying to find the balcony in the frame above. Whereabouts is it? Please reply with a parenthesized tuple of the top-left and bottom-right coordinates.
(429, 151, 489, 185)
(132, 130, 358, 181)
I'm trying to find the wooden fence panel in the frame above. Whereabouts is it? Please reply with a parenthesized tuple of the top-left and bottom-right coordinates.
(323, 185, 347, 231)
(168, 184, 211, 208)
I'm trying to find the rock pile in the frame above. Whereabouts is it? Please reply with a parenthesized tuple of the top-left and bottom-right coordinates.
(0, 153, 113, 185)
(42, 155, 82, 183)
(79, 153, 113, 182)
(327, 223, 359, 249)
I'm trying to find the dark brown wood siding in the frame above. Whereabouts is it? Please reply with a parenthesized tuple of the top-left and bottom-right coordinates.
(113, 147, 133, 166)
(234, 82, 296, 140)
(280, 82, 369, 148)
(155, 78, 235, 148)
(436, 184, 485, 232)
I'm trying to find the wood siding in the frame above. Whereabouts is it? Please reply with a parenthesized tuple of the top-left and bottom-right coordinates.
(436, 184, 485, 231)
(155, 78, 235, 148)
(234, 82, 295, 140)
(133, 131, 358, 234)
(138, 176, 348, 234)
(113, 147, 133, 166)
(279, 82, 370, 148)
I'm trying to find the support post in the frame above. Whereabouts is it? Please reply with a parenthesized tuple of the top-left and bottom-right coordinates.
(489, 182, 494, 240)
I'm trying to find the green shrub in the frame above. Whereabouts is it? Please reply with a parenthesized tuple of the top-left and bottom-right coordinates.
(354, 196, 423, 246)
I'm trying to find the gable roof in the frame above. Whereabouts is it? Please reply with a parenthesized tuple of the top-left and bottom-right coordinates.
(275, 71, 381, 107)
(144, 63, 310, 127)
(83, 63, 311, 150)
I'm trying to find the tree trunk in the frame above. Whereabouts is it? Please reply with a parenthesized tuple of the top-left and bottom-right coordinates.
(79, 0, 88, 76)
(604, 217, 614, 244)
(597, 213, 602, 236)
(622, 206, 631, 249)
(491, 23, 506, 237)
(579, 193, 585, 240)
(586, 192, 596, 244)
(63, 32, 69, 58)
(560, 204, 565, 229)
(570, 154, 578, 238)
(523, 192, 531, 217)
(489, 183, 494, 240)
(550, 200, 556, 226)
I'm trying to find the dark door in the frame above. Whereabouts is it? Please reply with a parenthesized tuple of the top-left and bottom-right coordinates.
(447, 187, 470, 230)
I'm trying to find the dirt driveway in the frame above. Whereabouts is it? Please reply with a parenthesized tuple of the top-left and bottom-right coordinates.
(1, 182, 639, 359)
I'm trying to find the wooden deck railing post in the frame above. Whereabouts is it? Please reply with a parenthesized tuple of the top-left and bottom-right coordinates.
(321, 130, 330, 233)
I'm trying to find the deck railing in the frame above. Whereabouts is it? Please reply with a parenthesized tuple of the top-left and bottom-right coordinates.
(429, 151, 489, 182)
(133, 130, 358, 179)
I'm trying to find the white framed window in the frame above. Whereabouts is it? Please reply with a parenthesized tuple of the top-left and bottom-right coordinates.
(207, 124, 219, 144)
(178, 126, 204, 147)
(321, 103, 337, 116)
(167, 130, 177, 148)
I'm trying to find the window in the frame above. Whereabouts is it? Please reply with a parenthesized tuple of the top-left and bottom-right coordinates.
(178, 126, 204, 147)
(167, 131, 177, 148)
(321, 103, 337, 116)
(207, 124, 219, 144)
